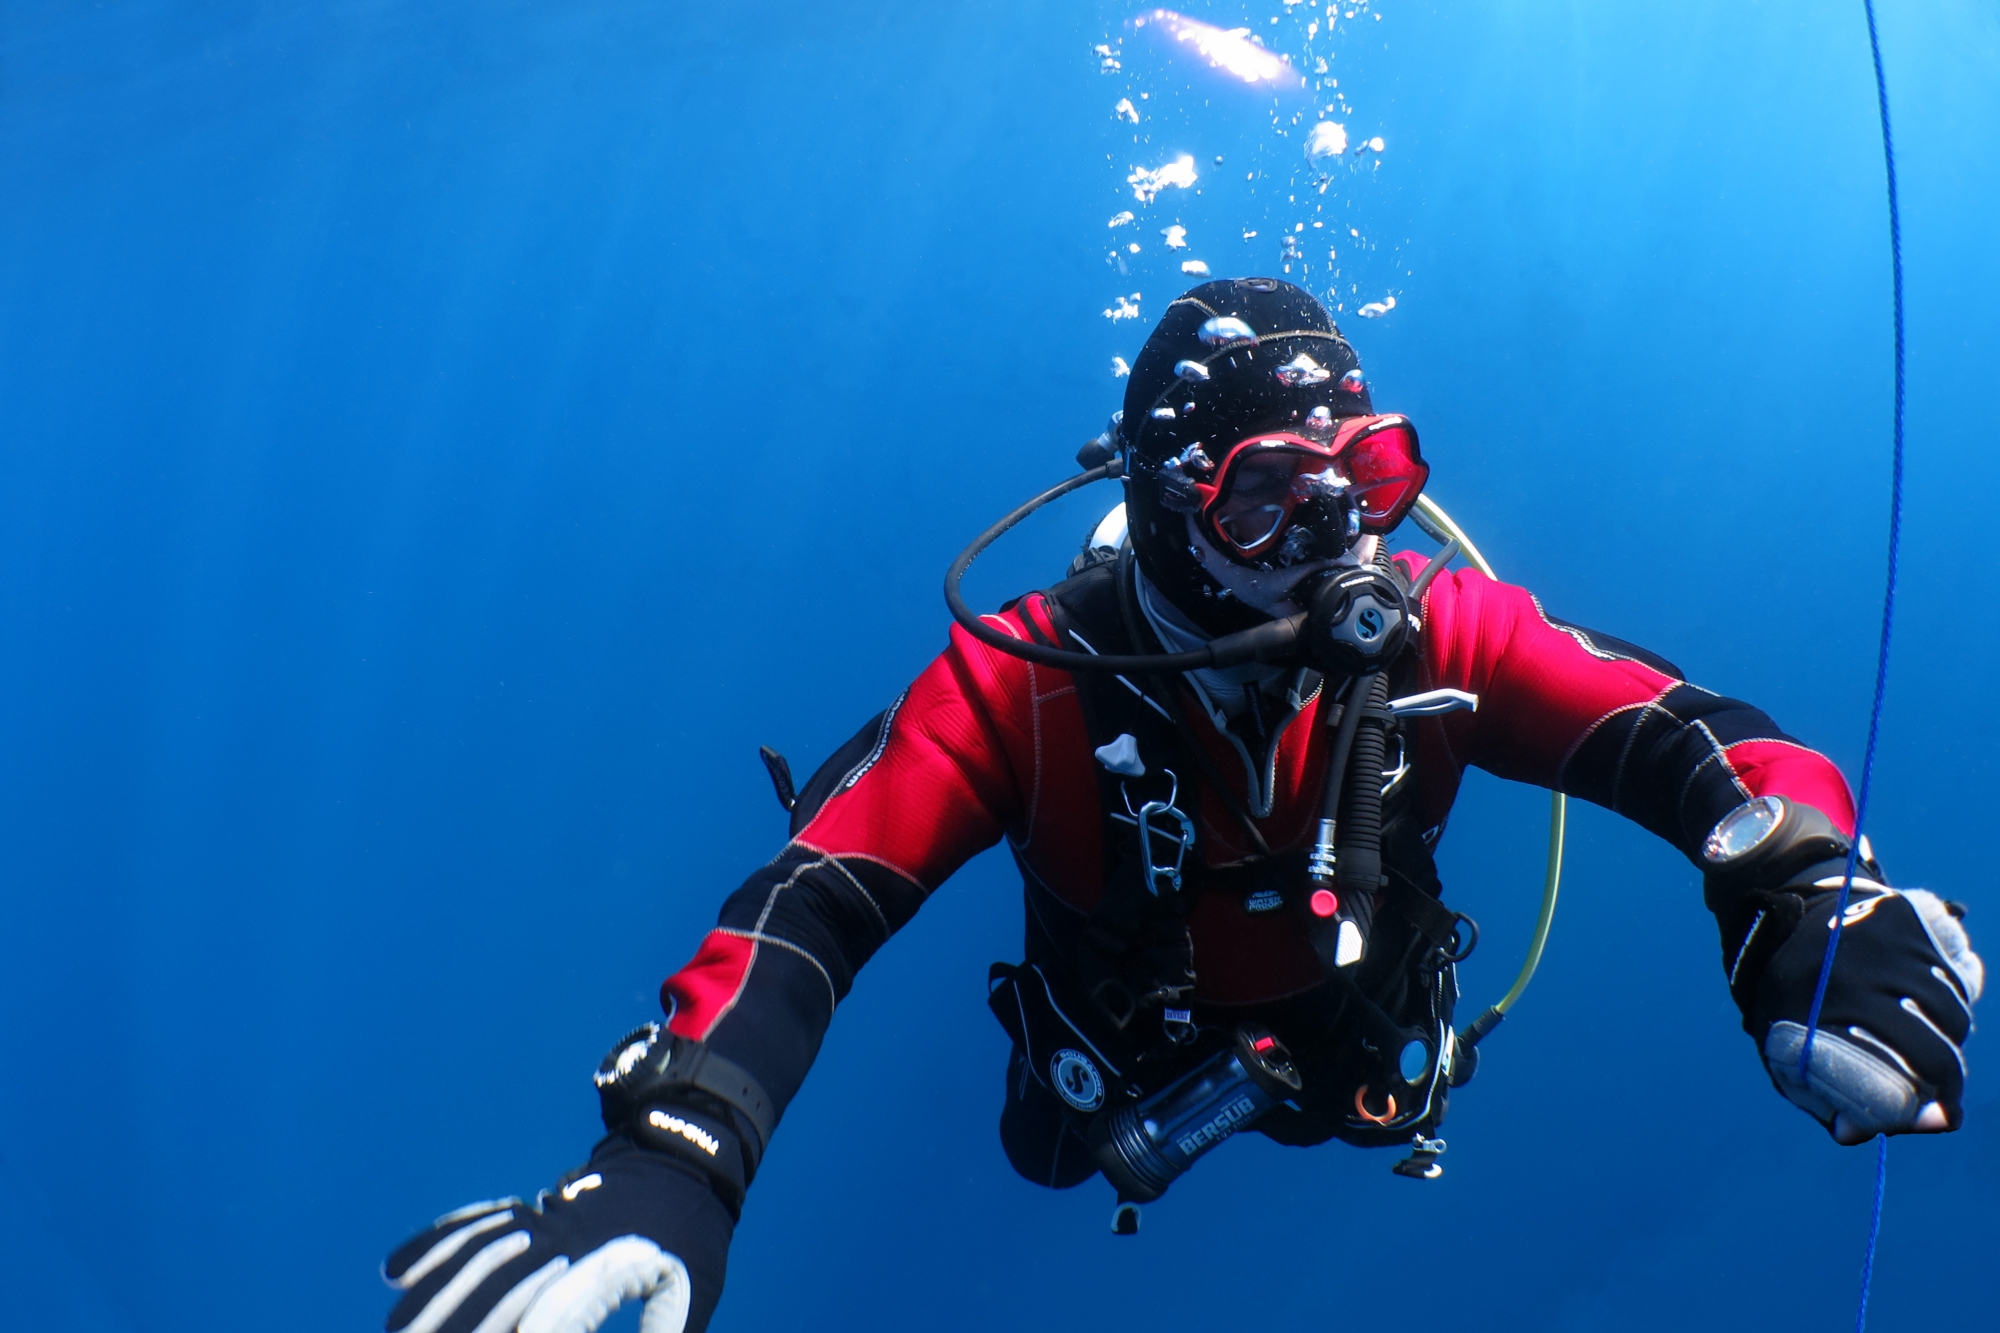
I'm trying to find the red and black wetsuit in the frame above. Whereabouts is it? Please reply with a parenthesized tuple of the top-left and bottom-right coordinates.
(657, 551, 1854, 1175)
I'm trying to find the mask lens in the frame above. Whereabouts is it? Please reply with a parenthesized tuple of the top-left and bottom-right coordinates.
(1343, 422, 1427, 531)
(1196, 418, 1427, 562)
(1208, 444, 1328, 557)
(1210, 449, 1306, 552)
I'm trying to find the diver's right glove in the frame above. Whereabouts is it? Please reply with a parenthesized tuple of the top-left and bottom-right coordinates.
(1701, 796, 1983, 1144)
(384, 1025, 777, 1333)
(384, 1136, 732, 1333)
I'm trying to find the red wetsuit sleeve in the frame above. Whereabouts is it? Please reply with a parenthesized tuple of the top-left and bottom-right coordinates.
(654, 606, 1062, 1118)
(1402, 556, 1855, 849)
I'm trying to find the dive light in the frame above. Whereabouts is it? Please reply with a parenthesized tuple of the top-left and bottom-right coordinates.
(1091, 1025, 1302, 1203)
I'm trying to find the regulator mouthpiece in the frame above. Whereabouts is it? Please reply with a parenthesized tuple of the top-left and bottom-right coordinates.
(1296, 566, 1412, 676)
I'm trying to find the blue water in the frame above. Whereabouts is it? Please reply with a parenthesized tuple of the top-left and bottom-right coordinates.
(3, 3, 1995, 1329)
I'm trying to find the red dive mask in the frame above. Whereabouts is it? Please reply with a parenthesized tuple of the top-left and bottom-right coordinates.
(1182, 413, 1428, 564)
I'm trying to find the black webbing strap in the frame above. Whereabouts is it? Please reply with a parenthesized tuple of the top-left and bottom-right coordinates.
(597, 1026, 778, 1169)
(1110, 548, 1276, 860)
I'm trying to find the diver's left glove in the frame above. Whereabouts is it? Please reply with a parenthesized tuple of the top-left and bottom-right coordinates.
(1702, 797, 1984, 1144)
(384, 1024, 775, 1333)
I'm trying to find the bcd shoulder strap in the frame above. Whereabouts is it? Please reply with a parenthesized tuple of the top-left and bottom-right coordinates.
(1025, 561, 1202, 1042)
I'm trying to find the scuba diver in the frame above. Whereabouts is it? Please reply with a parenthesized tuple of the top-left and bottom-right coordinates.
(383, 279, 1982, 1333)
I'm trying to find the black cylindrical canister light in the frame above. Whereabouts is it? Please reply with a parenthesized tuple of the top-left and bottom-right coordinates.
(1092, 1026, 1303, 1202)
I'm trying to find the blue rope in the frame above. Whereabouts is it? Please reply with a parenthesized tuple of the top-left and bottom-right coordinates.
(1802, 0, 1905, 1077)
(1855, 1133, 1888, 1333)
(1800, 2, 1903, 1328)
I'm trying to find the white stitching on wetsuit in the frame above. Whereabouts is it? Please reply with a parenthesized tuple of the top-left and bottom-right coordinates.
(737, 931, 837, 1012)
(703, 854, 823, 1037)
(1022, 654, 1046, 856)
(825, 856, 890, 942)
(794, 841, 934, 898)
(1675, 720, 1756, 832)
(729, 854, 846, 1018)
(1608, 695, 1668, 814)
(699, 932, 759, 1041)
(1705, 720, 1757, 805)
(1722, 736, 1845, 763)
(1528, 594, 1628, 662)
(1555, 698, 1648, 789)
(834, 690, 908, 794)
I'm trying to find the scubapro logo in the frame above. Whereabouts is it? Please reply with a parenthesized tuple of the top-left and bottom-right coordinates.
(1356, 606, 1384, 640)
(1050, 1049, 1105, 1112)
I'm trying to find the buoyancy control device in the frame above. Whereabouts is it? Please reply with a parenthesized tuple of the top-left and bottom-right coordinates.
(756, 454, 1571, 1213)
(982, 541, 1476, 1198)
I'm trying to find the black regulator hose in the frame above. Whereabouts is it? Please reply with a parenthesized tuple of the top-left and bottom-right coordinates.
(1328, 545, 1455, 896)
(1306, 537, 1452, 858)
(1336, 670, 1394, 897)
(942, 461, 1305, 674)
(1315, 669, 1377, 853)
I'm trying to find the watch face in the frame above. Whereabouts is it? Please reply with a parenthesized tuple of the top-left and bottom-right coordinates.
(1704, 795, 1787, 866)
(594, 1023, 660, 1088)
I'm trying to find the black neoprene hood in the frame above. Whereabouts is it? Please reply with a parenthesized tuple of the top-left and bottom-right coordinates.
(1121, 278, 1376, 634)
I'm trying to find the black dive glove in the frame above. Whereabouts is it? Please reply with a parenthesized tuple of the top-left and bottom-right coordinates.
(1702, 797, 1984, 1144)
(384, 1026, 776, 1333)
(385, 1137, 731, 1333)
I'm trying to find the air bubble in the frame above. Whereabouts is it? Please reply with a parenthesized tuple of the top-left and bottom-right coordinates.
(1173, 359, 1212, 383)
(1339, 367, 1367, 391)
(1273, 353, 1332, 387)
(1127, 155, 1199, 204)
(1198, 316, 1258, 347)
(1305, 121, 1348, 174)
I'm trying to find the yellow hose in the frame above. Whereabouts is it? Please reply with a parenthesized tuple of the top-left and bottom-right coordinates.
(1410, 494, 1566, 1021)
